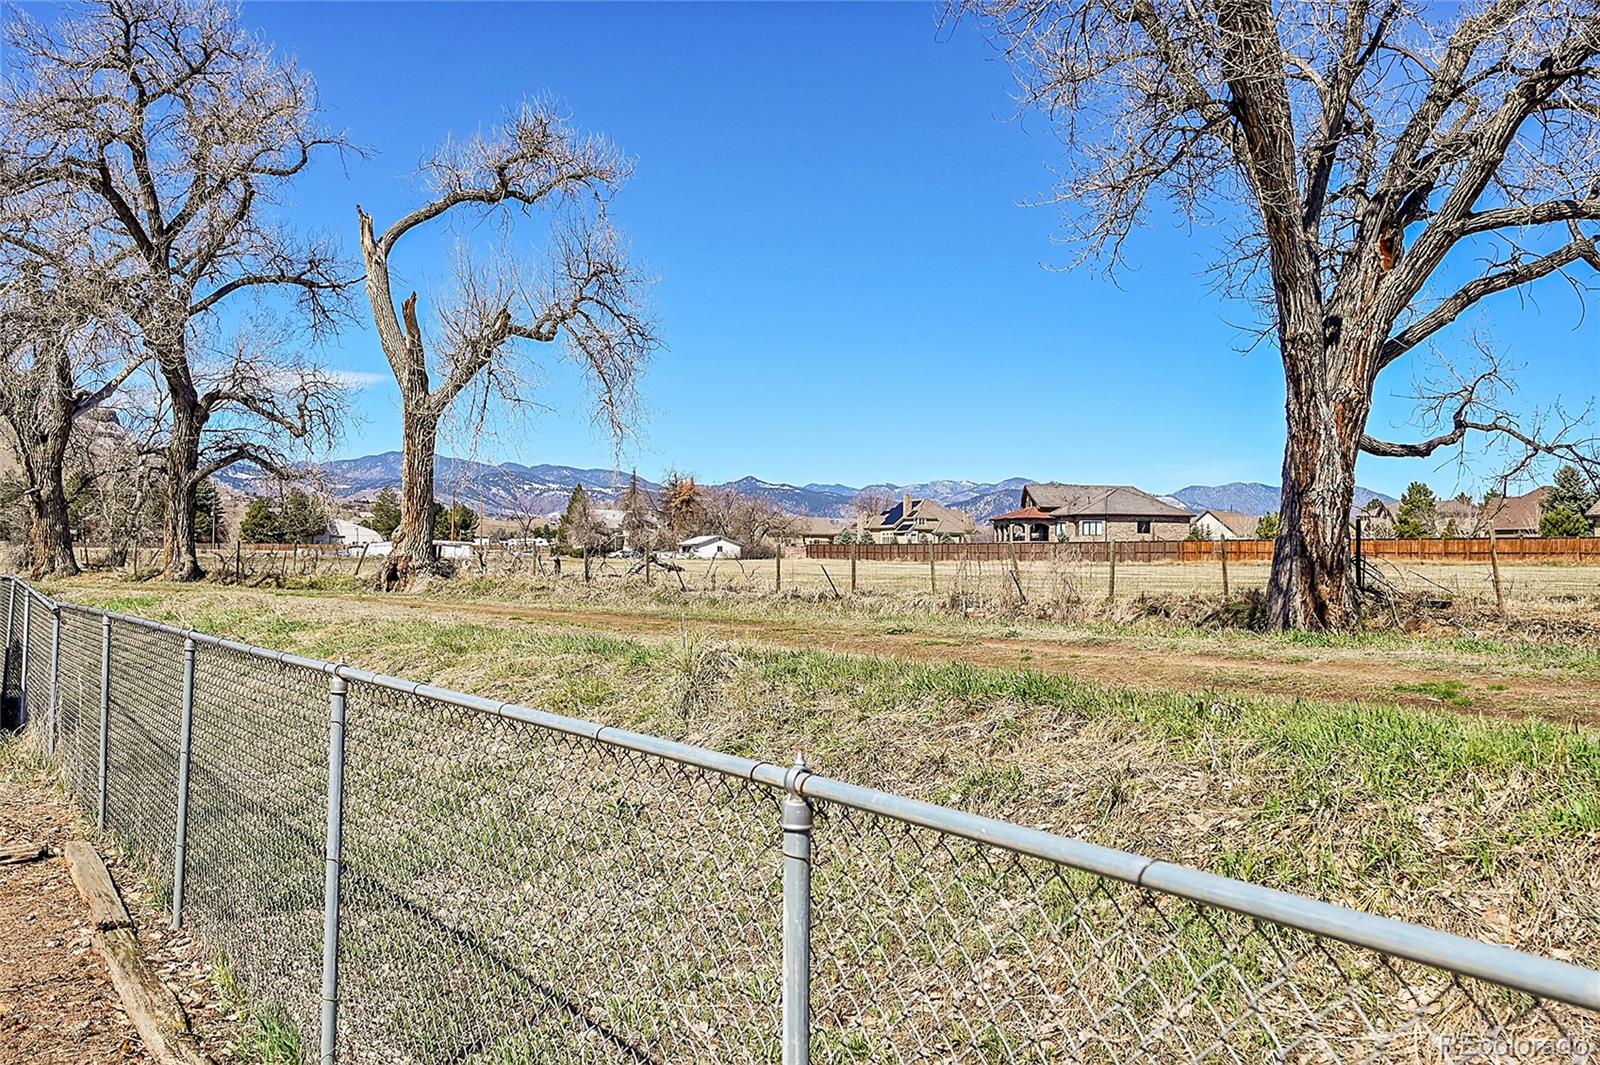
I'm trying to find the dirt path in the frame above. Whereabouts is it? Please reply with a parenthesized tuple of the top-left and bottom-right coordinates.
(0, 758, 146, 1064)
(352, 595, 1598, 726)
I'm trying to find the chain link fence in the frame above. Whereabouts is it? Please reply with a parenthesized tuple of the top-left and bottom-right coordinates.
(3, 575, 1597, 1064)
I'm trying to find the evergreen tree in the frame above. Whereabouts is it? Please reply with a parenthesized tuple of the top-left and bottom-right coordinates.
(1394, 482, 1438, 540)
(194, 478, 225, 544)
(1254, 513, 1279, 539)
(559, 484, 602, 550)
(280, 488, 328, 543)
(620, 471, 653, 552)
(1543, 465, 1597, 518)
(369, 487, 402, 539)
(433, 502, 479, 540)
(1540, 506, 1587, 537)
(238, 498, 282, 543)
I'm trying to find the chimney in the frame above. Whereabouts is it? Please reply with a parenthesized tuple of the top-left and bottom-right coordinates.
(902, 493, 913, 516)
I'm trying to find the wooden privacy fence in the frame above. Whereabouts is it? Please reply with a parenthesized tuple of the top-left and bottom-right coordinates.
(805, 537, 1600, 564)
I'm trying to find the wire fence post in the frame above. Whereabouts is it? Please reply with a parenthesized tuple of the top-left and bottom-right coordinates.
(170, 637, 197, 929)
(320, 673, 349, 1065)
(97, 614, 111, 830)
(48, 605, 61, 756)
(781, 754, 813, 1065)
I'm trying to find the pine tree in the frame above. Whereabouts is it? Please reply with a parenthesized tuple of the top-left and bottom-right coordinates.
(1394, 482, 1438, 540)
(560, 484, 601, 550)
(1543, 465, 1597, 517)
(238, 498, 282, 543)
(620, 471, 653, 552)
(193, 478, 225, 544)
(280, 488, 328, 543)
(433, 502, 478, 540)
(370, 487, 402, 539)
(1254, 513, 1279, 540)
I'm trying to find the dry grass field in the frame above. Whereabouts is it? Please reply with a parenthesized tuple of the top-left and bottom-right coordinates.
(25, 576, 1600, 986)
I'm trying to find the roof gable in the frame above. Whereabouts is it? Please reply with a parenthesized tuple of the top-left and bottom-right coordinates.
(1023, 483, 1192, 520)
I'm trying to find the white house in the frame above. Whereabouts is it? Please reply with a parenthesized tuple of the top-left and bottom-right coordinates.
(318, 519, 389, 555)
(679, 534, 743, 559)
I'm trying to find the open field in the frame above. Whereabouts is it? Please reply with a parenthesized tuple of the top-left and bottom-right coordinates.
(15, 574, 1600, 1058)
(33, 575, 1600, 911)
(59, 563, 1600, 722)
(86, 544, 1600, 611)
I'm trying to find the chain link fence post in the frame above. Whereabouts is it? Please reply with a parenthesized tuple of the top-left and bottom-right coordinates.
(98, 614, 111, 829)
(2, 580, 12, 671)
(18, 593, 30, 727)
(48, 604, 61, 756)
(0, 580, 13, 725)
(171, 637, 197, 929)
(781, 754, 813, 1065)
(320, 673, 349, 1065)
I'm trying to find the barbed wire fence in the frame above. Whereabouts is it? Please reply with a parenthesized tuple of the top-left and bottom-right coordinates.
(3, 575, 1598, 1064)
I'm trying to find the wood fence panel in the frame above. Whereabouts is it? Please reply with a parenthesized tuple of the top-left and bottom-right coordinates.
(804, 537, 1600, 564)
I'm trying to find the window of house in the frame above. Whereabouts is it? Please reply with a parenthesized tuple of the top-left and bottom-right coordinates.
(1079, 520, 1104, 537)
(1137, 520, 1152, 534)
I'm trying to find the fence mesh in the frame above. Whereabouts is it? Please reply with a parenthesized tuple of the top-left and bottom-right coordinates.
(182, 642, 330, 1050)
(10, 582, 1599, 1064)
(336, 683, 782, 1063)
(102, 619, 185, 902)
(55, 606, 102, 817)
(807, 801, 1598, 1063)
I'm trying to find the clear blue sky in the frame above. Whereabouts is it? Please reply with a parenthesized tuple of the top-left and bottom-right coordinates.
(56, 2, 1600, 495)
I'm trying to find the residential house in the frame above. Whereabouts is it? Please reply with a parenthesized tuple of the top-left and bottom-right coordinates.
(789, 516, 845, 545)
(317, 519, 386, 548)
(1589, 501, 1600, 537)
(679, 534, 743, 559)
(863, 495, 976, 544)
(1482, 487, 1547, 537)
(991, 484, 1193, 543)
(1190, 509, 1261, 540)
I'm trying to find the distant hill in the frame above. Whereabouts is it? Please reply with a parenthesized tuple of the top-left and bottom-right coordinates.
(1170, 482, 1397, 515)
(214, 456, 1396, 524)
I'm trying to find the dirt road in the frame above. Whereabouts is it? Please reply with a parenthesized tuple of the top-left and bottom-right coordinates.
(350, 595, 1598, 726)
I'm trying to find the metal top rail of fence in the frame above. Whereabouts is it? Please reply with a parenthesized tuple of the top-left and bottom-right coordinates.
(2, 573, 1596, 1064)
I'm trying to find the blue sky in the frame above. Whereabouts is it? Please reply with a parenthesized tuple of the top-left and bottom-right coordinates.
(42, 1, 1600, 495)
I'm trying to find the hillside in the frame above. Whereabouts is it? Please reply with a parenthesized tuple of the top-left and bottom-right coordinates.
(214, 454, 1397, 523)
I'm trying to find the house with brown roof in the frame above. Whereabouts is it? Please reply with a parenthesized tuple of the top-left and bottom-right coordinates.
(1589, 501, 1600, 537)
(1483, 487, 1548, 537)
(991, 484, 1193, 543)
(1190, 509, 1263, 540)
(789, 516, 845, 545)
(864, 495, 975, 544)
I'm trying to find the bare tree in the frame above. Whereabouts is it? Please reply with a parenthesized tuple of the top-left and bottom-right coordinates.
(0, 222, 143, 576)
(968, 0, 1600, 628)
(1, 0, 354, 580)
(699, 487, 796, 556)
(356, 100, 656, 587)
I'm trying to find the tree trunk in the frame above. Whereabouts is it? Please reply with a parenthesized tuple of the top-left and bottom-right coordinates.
(27, 464, 78, 580)
(379, 402, 440, 588)
(1265, 339, 1371, 630)
(161, 397, 204, 581)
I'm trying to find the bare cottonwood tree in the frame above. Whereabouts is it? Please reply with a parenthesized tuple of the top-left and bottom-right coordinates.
(699, 487, 796, 556)
(969, 0, 1600, 628)
(0, 214, 143, 577)
(356, 100, 656, 587)
(0, 0, 353, 580)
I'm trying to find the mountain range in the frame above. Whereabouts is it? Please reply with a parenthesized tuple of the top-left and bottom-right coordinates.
(213, 453, 1396, 522)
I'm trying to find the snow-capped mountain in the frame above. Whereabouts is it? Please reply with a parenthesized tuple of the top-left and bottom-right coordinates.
(214, 453, 1396, 523)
